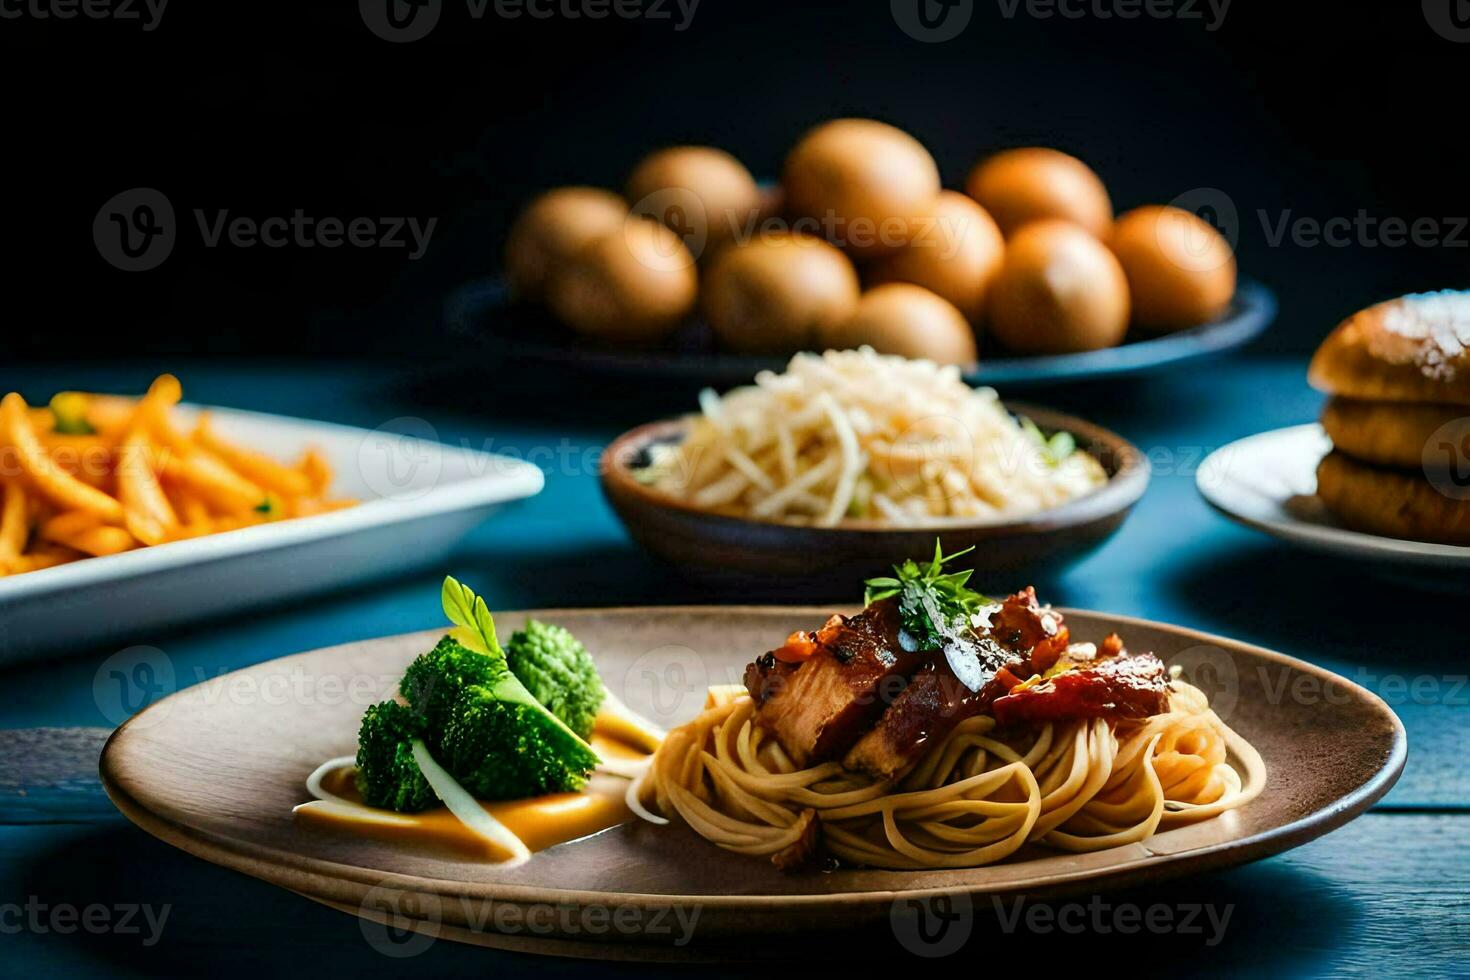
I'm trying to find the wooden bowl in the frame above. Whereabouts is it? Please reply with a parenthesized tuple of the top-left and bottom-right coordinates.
(600, 403, 1149, 593)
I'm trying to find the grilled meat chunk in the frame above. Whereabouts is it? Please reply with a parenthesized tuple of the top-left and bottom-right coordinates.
(840, 657, 992, 778)
(842, 588, 1069, 780)
(991, 650, 1169, 727)
(988, 586, 1070, 665)
(742, 599, 918, 767)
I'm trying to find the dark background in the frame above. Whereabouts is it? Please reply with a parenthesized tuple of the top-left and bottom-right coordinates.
(3, 0, 1467, 360)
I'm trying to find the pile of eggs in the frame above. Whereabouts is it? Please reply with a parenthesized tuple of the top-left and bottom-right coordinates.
(504, 120, 1237, 366)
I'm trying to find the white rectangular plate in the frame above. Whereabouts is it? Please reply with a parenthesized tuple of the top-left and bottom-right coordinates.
(0, 405, 543, 662)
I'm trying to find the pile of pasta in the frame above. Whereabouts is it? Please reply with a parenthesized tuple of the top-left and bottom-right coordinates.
(0, 375, 355, 576)
(644, 347, 1107, 526)
(634, 674, 1266, 870)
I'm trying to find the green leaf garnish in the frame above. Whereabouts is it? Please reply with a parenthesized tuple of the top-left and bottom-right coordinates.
(864, 540, 992, 649)
(1019, 416, 1076, 467)
(49, 392, 95, 435)
(441, 575, 502, 656)
(1046, 430, 1076, 465)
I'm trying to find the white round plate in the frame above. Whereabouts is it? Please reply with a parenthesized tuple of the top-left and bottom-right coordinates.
(1196, 424, 1470, 574)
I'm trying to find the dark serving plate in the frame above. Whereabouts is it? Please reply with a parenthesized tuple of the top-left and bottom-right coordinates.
(445, 276, 1276, 389)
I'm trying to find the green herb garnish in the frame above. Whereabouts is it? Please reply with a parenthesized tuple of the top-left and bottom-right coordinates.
(1019, 416, 1076, 467)
(49, 392, 95, 435)
(864, 541, 992, 650)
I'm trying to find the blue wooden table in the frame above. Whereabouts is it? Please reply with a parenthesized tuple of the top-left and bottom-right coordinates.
(1, 354, 1465, 976)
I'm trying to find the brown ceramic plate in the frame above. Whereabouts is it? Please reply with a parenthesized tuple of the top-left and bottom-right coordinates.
(100, 606, 1404, 960)
(601, 404, 1149, 592)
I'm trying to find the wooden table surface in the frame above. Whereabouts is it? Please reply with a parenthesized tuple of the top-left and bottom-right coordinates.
(1, 357, 1466, 976)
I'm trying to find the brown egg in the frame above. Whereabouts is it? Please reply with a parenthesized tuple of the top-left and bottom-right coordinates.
(1110, 205, 1237, 333)
(504, 187, 627, 301)
(625, 146, 764, 260)
(965, 148, 1112, 238)
(819, 283, 978, 367)
(702, 231, 860, 353)
(546, 217, 697, 344)
(781, 118, 941, 257)
(864, 191, 1004, 324)
(987, 220, 1131, 354)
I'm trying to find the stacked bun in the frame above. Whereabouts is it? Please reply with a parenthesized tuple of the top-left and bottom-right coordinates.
(1307, 291, 1470, 544)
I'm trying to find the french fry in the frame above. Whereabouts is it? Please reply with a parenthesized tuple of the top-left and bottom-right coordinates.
(168, 487, 212, 526)
(0, 375, 353, 577)
(160, 450, 266, 514)
(1, 545, 80, 575)
(0, 480, 28, 558)
(289, 497, 358, 518)
(298, 448, 333, 496)
(194, 414, 313, 497)
(39, 432, 114, 489)
(85, 395, 140, 436)
(65, 526, 137, 557)
(39, 511, 136, 556)
(0, 393, 124, 524)
(134, 375, 190, 454)
(117, 429, 177, 546)
(40, 510, 101, 539)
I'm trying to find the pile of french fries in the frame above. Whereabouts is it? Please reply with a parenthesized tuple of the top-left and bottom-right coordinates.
(0, 375, 356, 576)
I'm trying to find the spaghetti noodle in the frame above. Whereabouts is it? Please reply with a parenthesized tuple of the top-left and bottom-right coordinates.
(633, 674, 1265, 870)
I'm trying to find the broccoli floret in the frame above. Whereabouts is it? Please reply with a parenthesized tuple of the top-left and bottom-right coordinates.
(401, 634, 498, 730)
(505, 620, 605, 740)
(354, 700, 436, 812)
(357, 578, 602, 809)
(401, 633, 600, 800)
(440, 680, 600, 799)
